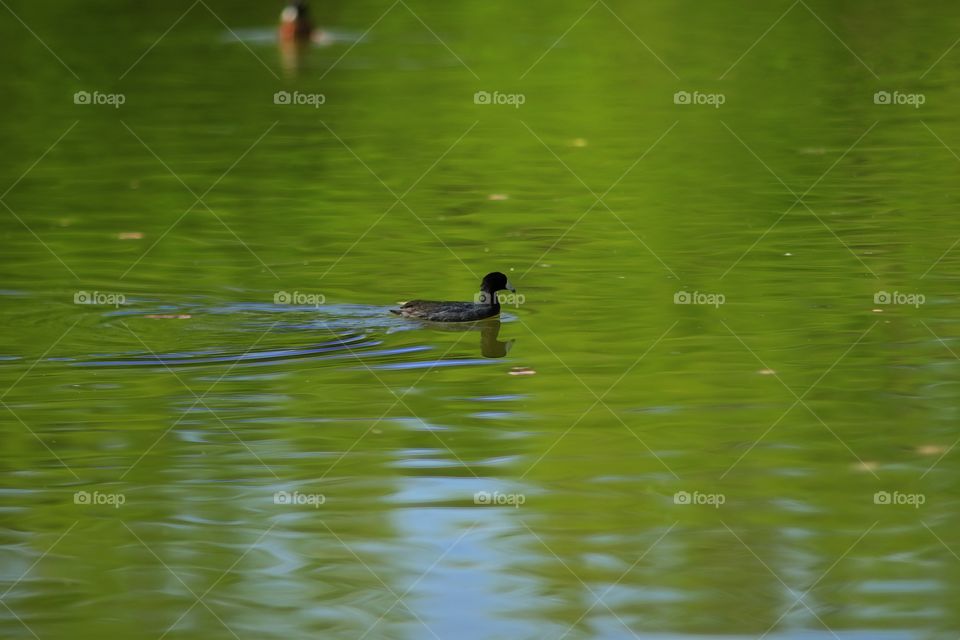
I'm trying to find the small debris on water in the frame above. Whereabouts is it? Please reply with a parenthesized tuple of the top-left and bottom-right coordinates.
(757, 368, 776, 375)
(509, 367, 536, 376)
(570, 138, 588, 147)
(144, 314, 191, 319)
(117, 232, 144, 240)
(488, 193, 509, 201)
(916, 444, 947, 456)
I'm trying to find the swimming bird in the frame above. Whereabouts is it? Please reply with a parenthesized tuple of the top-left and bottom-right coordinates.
(390, 272, 516, 322)
(279, 0, 313, 43)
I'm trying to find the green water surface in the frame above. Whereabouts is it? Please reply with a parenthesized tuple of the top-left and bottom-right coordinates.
(2, 1, 960, 638)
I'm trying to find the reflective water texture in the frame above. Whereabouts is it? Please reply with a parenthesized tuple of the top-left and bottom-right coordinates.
(2, 1, 960, 638)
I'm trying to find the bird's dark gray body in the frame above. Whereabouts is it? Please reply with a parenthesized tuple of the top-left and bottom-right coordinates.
(391, 300, 500, 322)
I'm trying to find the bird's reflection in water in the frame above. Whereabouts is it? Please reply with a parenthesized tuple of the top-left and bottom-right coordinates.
(279, 39, 306, 77)
(479, 320, 513, 358)
(425, 319, 514, 359)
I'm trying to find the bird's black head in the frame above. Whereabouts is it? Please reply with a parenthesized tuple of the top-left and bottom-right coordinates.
(480, 272, 515, 294)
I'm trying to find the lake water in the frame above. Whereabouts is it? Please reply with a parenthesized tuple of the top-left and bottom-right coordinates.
(2, 1, 960, 638)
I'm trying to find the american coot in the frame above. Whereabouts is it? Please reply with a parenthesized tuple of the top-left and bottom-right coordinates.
(390, 272, 516, 322)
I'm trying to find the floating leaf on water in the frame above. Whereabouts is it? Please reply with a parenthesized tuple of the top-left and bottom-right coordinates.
(488, 193, 509, 201)
(509, 367, 536, 376)
(144, 314, 191, 319)
(916, 444, 947, 456)
(117, 232, 144, 240)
